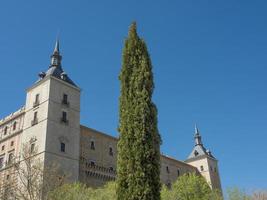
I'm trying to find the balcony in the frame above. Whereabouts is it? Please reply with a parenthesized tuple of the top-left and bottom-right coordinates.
(33, 100, 40, 108)
(31, 118, 38, 126)
(60, 118, 69, 125)
(61, 99, 69, 107)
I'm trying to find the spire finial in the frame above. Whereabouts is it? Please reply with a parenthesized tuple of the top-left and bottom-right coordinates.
(53, 39, 60, 54)
(194, 124, 202, 146)
(50, 38, 62, 68)
(195, 123, 199, 135)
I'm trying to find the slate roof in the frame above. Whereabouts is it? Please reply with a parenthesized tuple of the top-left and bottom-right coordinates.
(37, 40, 77, 87)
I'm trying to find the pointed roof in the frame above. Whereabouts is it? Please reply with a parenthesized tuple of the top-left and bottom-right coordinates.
(186, 125, 215, 161)
(53, 39, 60, 54)
(37, 39, 77, 87)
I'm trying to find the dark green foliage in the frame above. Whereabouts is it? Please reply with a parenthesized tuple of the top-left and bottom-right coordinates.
(116, 22, 161, 200)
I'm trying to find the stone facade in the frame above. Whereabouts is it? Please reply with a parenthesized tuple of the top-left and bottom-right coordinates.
(0, 41, 222, 196)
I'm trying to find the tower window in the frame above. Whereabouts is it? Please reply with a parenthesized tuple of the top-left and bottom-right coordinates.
(90, 141, 95, 150)
(30, 143, 35, 153)
(4, 126, 8, 135)
(200, 165, 204, 171)
(61, 111, 68, 124)
(109, 147, 113, 156)
(62, 94, 69, 105)
(194, 150, 199, 156)
(60, 142, 65, 152)
(33, 94, 40, 107)
(166, 166, 170, 173)
(214, 167, 217, 173)
(13, 121, 17, 131)
(32, 112, 38, 126)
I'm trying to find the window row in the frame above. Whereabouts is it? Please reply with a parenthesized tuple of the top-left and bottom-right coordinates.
(165, 166, 181, 177)
(2, 121, 18, 135)
(1, 141, 15, 151)
(90, 140, 114, 156)
(31, 111, 69, 126)
(33, 93, 70, 108)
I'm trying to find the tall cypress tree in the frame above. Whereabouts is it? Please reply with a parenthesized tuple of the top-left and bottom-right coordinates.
(117, 22, 161, 200)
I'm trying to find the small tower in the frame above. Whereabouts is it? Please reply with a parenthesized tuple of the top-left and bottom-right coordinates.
(21, 40, 81, 182)
(185, 125, 222, 191)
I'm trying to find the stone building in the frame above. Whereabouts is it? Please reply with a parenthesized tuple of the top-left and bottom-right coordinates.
(0, 41, 222, 194)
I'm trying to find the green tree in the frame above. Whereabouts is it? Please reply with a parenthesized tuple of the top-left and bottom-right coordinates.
(48, 182, 116, 200)
(161, 173, 222, 200)
(116, 22, 161, 200)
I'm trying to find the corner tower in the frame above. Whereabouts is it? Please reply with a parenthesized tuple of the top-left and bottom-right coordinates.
(21, 40, 81, 181)
(185, 125, 222, 190)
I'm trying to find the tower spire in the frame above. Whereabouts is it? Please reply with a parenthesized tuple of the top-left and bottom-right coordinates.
(194, 124, 202, 146)
(50, 39, 62, 68)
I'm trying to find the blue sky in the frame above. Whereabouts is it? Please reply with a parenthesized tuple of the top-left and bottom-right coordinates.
(0, 0, 266, 192)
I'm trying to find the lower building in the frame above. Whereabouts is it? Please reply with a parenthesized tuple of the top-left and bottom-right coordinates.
(0, 41, 222, 197)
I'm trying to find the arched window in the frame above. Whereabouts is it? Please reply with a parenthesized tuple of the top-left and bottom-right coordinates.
(8, 153, 14, 164)
(200, 165, 204, 171)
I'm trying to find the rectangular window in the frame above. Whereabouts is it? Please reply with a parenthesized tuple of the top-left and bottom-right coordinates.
(13, 121, 17, 130)
(177, 169, 180, 176)
(4, 127, 8, 135)
(90, 141, 95, 150)
(60, 142, 65, 152)
(33, 94, 40, 107)
(30, 143, 35, 153)
(61, 111, 68, 124)
(11, 141, 14, 147)
(1, 145, 4, 151)
(62, 94, 69, 105)
(109, 147, 113, 156)
(166, 166, 170, 173)
(32, 112, 38, 126)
